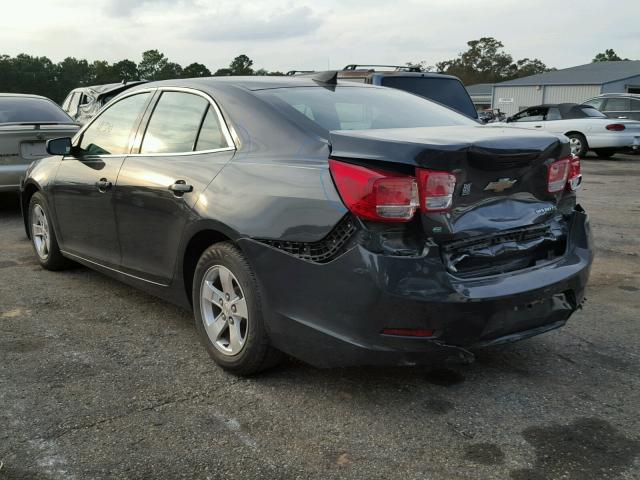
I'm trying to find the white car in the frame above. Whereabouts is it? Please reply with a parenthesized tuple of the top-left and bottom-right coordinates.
(499, 103, 640, 158)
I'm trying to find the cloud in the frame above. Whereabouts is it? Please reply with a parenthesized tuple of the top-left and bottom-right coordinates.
(189, 6, 322, 42)
(104, 0, 195, 17)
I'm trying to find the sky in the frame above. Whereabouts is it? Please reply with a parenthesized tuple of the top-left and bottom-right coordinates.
(0, 0, 638, 72)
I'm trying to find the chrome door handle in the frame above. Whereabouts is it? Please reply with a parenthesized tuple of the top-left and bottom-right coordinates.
(96, 178, 112, 192)
(169, 180, 193, 195)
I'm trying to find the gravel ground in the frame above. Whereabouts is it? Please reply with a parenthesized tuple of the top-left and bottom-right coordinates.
(1, 153, 639, 480)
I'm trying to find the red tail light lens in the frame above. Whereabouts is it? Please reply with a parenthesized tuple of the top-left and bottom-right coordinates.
(567, 154, 582, 191)
(547, 157, 571, 193)
(329, 159, 418, 222)
(416, 169, 456, 212)
(606, 124, 625, 131)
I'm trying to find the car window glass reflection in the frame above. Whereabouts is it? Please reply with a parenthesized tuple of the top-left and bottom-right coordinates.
(195, 106, 227, 151)
(79, 93, 150, 155)
(141, 92, 208, 154)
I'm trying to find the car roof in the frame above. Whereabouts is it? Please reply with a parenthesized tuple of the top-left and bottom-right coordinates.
(139, 75, 383, 92)
(0, 93, 51, 100)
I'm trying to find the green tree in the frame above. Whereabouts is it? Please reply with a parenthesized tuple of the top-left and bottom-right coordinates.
(229, 54, 254, 75)
(213, 68, 232, 76)
(89, 60, 117, 84)
(435, 37, 550, 84)
(138, 49, 168, 80)
(182, 62, 211, 78)
(593, 49, 629, 62)
(112, 59, 139, 81)
(56, 57, 92, 99)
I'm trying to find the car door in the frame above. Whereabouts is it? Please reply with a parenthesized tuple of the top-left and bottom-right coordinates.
(114, 89, 235, 284)
(51, 91, 153, 267)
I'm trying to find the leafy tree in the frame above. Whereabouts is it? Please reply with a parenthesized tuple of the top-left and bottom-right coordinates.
(435, 37, 550, 85)
(229, 54, 254, 75)
(112, 59, 139, 82)
(90, 60, 117, 84)
(138, 49, 168, 80)
(182, 62, 211, 78)
(213, 68, 232, 76)
(593, 49, 629, 62)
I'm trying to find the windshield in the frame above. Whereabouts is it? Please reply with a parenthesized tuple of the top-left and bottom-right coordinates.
(381, 76, 478, 119)
(0, 96, 74, 124)
(257, 86, 476, 132)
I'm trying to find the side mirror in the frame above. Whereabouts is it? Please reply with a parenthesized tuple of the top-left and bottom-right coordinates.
(46, 137, 73, 156)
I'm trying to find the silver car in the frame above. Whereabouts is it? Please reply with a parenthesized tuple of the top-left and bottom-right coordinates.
(0, 94, 79, 192)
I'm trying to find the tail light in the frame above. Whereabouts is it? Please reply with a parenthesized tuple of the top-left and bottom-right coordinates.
(416, 169, 456, 212)
(547, 157, 571, 193)
(606, 124, 625, 131)
(329, 159, 418, 222)
(567, 155, 582, 191)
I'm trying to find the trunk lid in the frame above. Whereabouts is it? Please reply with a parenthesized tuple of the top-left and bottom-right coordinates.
(0, 123, 79, 166)
(329, 125, 573, 277)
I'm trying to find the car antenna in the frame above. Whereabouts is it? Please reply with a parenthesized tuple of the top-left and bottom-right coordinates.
(312, 71, 338, 85)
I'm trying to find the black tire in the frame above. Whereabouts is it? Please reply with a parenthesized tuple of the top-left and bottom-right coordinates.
(28, 192, 72, 270)
(567, 133, 588, 158)
(192, 242, 281, 375)
(594, 148, 617, 159)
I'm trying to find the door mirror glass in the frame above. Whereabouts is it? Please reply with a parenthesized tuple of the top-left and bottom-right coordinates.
(46, 137, 73, 156)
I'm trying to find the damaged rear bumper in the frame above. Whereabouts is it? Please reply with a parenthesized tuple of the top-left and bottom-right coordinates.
(239, 210, 593, 368)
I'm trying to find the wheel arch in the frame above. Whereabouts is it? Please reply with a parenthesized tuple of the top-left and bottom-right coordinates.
(180, 221, 242, 306)
(21, 180, 42, 239)
(564, 130, 588, 145)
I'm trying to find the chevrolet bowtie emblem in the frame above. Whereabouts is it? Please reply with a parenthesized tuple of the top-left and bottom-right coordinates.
(484, 178, 517, 193)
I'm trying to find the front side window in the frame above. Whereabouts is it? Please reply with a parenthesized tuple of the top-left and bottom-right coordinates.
(79, 92, 150, 156)
(583, 98, 604, 110)
(512, 108, 546, 122)
(140, 92, 209, 154)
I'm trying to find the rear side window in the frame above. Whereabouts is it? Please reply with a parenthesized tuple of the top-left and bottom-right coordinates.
(68, 93, 81, 115)
(141, 92, 209, 154)
(195, 106, 227, 151)
(0, 96, 73, 124)
(79, 92, 151, 155)
(381, 76, 478, 118)
(604, 98, 630, 111)
(546, 108, 561, 121)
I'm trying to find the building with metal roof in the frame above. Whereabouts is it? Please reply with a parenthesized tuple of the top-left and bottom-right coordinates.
(465, 83, 494, 111)
(491, 61, 640, 115)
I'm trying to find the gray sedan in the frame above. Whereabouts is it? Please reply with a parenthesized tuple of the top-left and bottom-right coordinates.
(0, 94, 79, 192)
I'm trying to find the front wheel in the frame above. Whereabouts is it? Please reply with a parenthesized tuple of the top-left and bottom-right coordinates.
(193, 242, 281, 375)
(567, 133, 588, 158)
(594, 148, 617, 159)
(28, 192, 72, 270)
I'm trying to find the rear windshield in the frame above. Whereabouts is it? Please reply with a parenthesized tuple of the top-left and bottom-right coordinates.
(0, 96, 73, 124)
(381, 76, 478, 119)
(257, 86, 476, 132)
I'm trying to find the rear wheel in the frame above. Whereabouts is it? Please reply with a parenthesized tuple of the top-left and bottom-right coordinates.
(28, 192, 71, 270)
(567, 133, 588, 158)
(193, 242, 281, 375)
(594, 148, 617, 159)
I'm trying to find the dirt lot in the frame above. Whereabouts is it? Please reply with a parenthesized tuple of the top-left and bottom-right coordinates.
(1, 154, 639, 480)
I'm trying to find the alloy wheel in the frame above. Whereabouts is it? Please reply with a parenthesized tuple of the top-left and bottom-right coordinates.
(32, 204, 50, 260)
(199, 265, 249, 356)
(569, 137, 581, 155)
